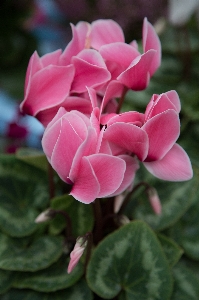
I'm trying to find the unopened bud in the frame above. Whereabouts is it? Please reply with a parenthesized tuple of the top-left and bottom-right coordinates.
(114, 193, 126, 213)
(35, 208, 54, 223)
(67, 236, 88, 274)
(117, 214, 130, 226)
(147, 187, 162, 215)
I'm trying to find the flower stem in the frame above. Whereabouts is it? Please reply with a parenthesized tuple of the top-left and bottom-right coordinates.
(48, 162, 55, 199)
(92, 198, 103, 244)
(84, 232, 93, 273)
(118, 181, 151, 214)
(116, 86, 128, 113)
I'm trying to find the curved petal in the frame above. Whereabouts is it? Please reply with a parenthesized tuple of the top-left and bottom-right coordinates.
(117, 50, 156, 91)
(70, 157, 100, 204)
(21, 64, 75, 116)
(143, 109, 180, 161)
(145, 93, 179, 121)
(100, 42, 140, 70)
(143, 143, 193, 181)
(37, 96, 92, 127)
(104, 123, 149, 161)
(41, 49, 62, 67)
(87, 87, 98, 109)
(24, 51, 42, 94)
(69, 127, 97, 182)
(142, 18, 161, 75)
(109, 155, 139, 196)
(59, 22, 90, 65)
(42, 117, 62, 161)
(106, 111, 144, 127)
(50, 114, 88, 182)
(90, 19, 125, 50)
(71, 50, 111, 93)
(166, 90, 181, 113)
(100, 80, 124, 115)
(87, 154, 126, 197)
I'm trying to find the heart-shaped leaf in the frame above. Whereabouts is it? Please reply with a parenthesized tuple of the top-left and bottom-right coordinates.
(1, 279, 93, 300)
(0, 269, 15, 294)
(171, 264, 199, 300)
(87, 220, 172, 299)
(13, 255, 84, 292)
(0, 155, 49, 237)
(158, 234, 183, 267)
(0, 233, 63, 271)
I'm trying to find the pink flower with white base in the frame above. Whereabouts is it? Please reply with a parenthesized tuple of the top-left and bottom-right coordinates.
(42, 107, 139, 203)
(103, 90, 193, 182)
(91, 18, 161, 90)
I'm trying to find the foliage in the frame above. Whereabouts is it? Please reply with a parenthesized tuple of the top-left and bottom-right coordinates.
(1, 15, 199, 300)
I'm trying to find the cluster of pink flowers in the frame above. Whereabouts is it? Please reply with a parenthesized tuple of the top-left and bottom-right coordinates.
(20, 18, 193, 204)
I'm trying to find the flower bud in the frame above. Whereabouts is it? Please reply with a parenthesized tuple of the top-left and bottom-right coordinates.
(67, 236, 88, 274)
(34, 208, 54, 223)
(147, 187, 162, 215)
(114, 193, 126, 213)
(117, 215, 130, 226)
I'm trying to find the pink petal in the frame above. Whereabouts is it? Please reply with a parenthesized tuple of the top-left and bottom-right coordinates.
(70, 156, 100, 204)
(37, 96, 92, 127)
(59, 22, 90, 65)
(40, 49, 62, 67)
(143, 144, 193, 181)
(87, 87, 98, 109)
(71, 49, 111, 93)
(50, 114, 88, 182)
(129, 40, 138, 50)
(24, 51, 42, 94)
(90, 19, 125, 50)
(165, 90, 181, 113)
(87, 154, 126, 197)
(145, 93, 179, 121)
(100, 80, 124, 115)
(117, 50, 156, 91)
(106, 111, 145, 127)
(42, 117, 62, 161)
(109, 155, 139, 196)
(90, 107, 100, 135)
(143, 109, 180, 161)
(69, 127, 98, 182)
(100, 42, 140, 71)
(142, 18, 161, 75)
(104, 123, 149, 161)
(21, 64, 75, 116)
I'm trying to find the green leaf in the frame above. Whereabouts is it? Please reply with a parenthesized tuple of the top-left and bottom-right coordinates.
(0, 155, 49, 237)
(169, 188, 199, 260)
(0, 233, 63, 271)
(50, 195, 94, 237)
(171, 264, 199, 300)
(0, 269, 15, 294)
(0, 154, 47, 183)
(87, 220, 173, 300)
(13, 255, 84, 292)
(158, 234, 183, 267)
(16, 148, 48, 172)
(1, 279, 93, 300)
(133, 174, 198, 231)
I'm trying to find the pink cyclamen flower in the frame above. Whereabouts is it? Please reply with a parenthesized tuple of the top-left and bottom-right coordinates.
(42, 107, 139, 203)
(103, 90, 193, 182)
(67, 236, 87, 274)
(90, 18, 161, 91)
(20, 50, 75, 126)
